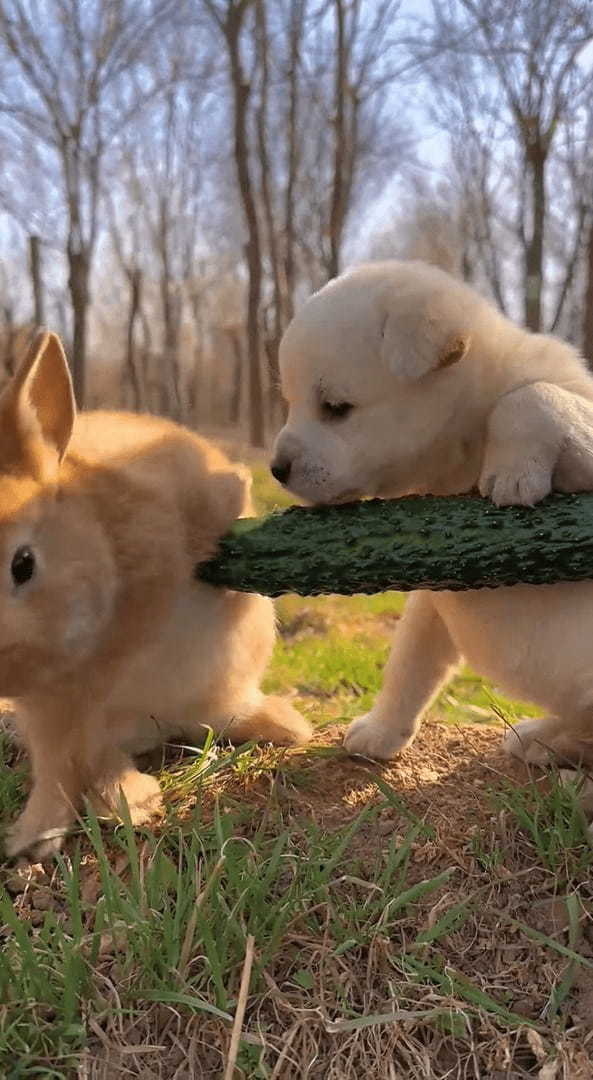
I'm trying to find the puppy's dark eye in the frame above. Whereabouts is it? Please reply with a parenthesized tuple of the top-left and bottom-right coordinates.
(321, 401, 354, 420)
(11, 546, 35, 586)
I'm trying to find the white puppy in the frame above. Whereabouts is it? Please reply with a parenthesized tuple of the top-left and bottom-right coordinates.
(271, 260, 593, 766)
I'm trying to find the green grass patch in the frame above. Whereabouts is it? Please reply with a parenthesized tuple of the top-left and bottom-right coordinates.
(0, 731, 26, 821)
(0, 791, 458, 1073)
(495, 769, 593, 879)
(265, 632, 389, 720)
(3, 768, 591, 1075)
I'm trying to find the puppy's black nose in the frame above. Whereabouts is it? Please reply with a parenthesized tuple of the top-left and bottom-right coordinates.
(271, 458, 292, 486)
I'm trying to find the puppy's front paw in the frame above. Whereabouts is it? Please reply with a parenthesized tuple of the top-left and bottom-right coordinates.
(343, 710, 416, 761)
(502, 718, 552, 765)
(475, 455, 550, 505)
(479, 459, 552, 507)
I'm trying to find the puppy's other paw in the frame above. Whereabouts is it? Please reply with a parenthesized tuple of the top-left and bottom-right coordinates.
(479, 460, 552, 507)
(344, 710, 415, 761)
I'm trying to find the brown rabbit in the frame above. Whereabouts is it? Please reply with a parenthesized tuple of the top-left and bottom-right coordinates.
(0, 331, 311, 860)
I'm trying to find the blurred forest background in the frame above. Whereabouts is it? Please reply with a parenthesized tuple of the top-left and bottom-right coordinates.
(1, 0, 593, 446)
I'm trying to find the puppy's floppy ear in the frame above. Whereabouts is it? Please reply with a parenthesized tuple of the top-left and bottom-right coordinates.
(379, 293, 471, 379)
(0, 330, 75, 477)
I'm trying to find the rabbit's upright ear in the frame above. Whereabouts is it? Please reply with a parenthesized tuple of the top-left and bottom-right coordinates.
(14, 331, 76, 459)
(207, 465, 252, 537)
(189, 462, 252, 564)
(0, 331, 76, 478)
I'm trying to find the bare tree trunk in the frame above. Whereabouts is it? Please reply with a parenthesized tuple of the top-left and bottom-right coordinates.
(328, 0, 347, 280)
(550, 201, 588, 334)
(583, 222, 593, 367)
(1, 297, 15, 378)
(125, 267, 143, 410)
(461, 247, 473, 282)
(188, 286, 204, 423)
(67, 247, 89, 405)
(139, 312, 156, 411)
(227, 327, 242, 425)
(106, 191, 145, 411)
(524, 141, 546, 332)
(224, 0, 265, 447)
(160, 260, 182, 418)
(55, 297, 68, 342)
(255, 0, 283, 429)
(29, 235, 44, 326)
(283, 0, 304, 324)
(157, 81, 184, 421)
(245, 241, 265, 446)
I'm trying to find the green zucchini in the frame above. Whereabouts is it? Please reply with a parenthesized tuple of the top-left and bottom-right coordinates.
(197, 493, 593, 597)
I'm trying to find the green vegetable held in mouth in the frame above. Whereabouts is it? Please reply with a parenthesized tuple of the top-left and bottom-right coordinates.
(197, 492, 593, 597)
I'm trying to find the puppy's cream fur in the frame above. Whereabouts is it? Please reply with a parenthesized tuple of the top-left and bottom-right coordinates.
(272, 260, 593, 766)
(2, 332, 311, 861)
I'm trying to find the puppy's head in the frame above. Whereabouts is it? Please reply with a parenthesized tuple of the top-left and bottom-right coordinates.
(271, 260, 483, 504)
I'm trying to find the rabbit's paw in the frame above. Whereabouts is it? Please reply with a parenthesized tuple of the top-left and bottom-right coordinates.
(5, 812, 68, 862)
(116, 770, 164, 826)
(228, 696, 313, 746)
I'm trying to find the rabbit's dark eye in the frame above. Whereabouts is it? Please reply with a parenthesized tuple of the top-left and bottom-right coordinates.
(11, 546, 35, 586)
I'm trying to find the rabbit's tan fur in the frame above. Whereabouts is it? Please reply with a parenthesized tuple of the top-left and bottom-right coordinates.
(1, 332, 310, 860)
